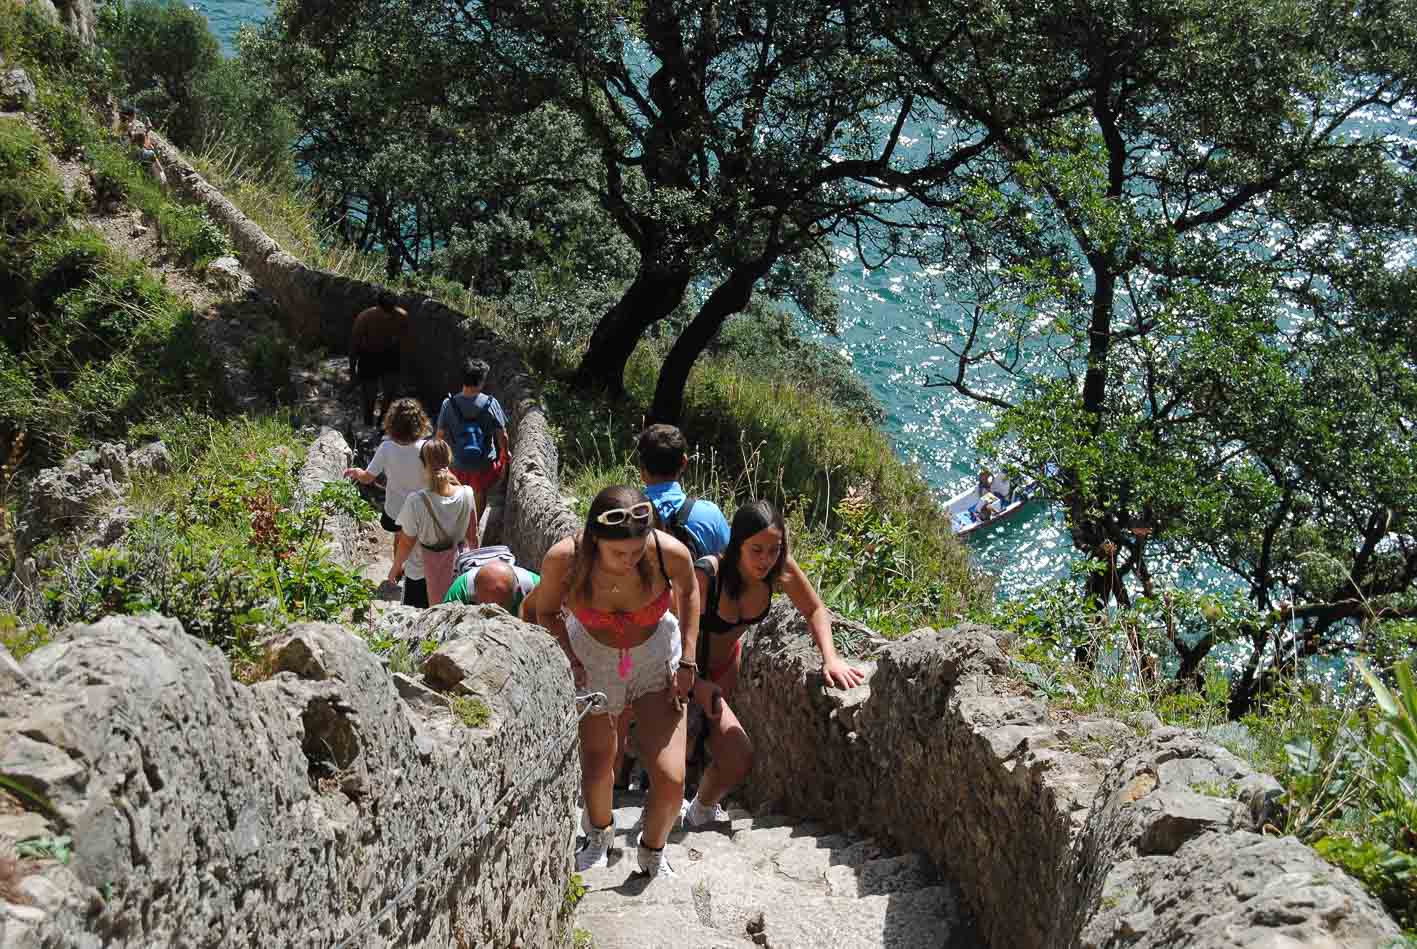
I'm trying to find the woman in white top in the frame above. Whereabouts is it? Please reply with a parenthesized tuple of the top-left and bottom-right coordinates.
(389, 439, 479, 607)
(343, 398, 430, 562)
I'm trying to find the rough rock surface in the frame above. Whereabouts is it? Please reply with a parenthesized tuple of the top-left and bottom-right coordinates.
(732, 605, 1400, 948)
(148, 131, 580, 568)
(297, 427, 359, 566)
(0, 609, 579, 948)
(1, 69, 36, 111)
(206, 255, 244, 292)
(16, 453, 122, 556)
(127, 441, 171, 476)
(576, 791, 981, 949)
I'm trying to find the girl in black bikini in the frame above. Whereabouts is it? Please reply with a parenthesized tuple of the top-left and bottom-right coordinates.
(680, 500, 866, 828)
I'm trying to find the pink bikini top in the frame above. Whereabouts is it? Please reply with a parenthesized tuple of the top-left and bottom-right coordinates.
(572, 586, 673, 641)
(569, 533, 674, 674)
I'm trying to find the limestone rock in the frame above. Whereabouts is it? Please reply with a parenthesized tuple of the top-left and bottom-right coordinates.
(96, 442, 129, 484)
(1136, 789, 1245, 855)
(128, 440, 172, 475)
(0, 812, 51, 841)
(0, 643, 30, 693)
(1081, 832, 1401, 948)
(1, 68, 37, 111)
(206, 255, 243, 291)
(2, 611, 577, 947)
(17, 454, 120, 554)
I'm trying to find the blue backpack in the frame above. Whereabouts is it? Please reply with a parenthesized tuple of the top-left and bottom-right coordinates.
(448, 395, 493, 470)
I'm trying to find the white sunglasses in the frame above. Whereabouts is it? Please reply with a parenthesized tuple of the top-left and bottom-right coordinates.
(594, 501, 653, 526)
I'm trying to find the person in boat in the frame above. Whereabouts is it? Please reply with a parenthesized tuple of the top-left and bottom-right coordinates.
(679, 500, 866, 830)
(522, 485, 700, 878)
(977, 468, 994, 496)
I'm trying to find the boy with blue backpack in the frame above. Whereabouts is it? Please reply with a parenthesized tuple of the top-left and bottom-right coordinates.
(435, 358, 510, 518)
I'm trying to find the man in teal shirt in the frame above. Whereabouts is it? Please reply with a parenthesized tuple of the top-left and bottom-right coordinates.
(443, 560, 539, 614)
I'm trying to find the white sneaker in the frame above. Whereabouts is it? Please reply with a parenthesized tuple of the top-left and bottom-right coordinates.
(576, 820, 614, 871)
(637, 843, 676, 878)
(679, 797, 729, 829)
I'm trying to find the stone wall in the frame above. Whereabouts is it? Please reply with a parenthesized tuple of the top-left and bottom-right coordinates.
(146, 134, 580, 570)
(0, 609, 579, 948)
(732, 603, 1401, 949)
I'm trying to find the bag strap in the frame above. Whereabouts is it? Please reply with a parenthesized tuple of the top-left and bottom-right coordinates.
(695, 555, 720, 617)
(652, 530, 670, 586)
(448, 394, 489, 426)
(670, 496, 697, 532)
(418, 491, 454, 550)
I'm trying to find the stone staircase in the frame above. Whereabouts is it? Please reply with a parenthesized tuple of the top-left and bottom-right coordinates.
(575, 790, 982, 949)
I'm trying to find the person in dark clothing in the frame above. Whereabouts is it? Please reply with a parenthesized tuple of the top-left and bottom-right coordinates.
(349, 293, 409, 426)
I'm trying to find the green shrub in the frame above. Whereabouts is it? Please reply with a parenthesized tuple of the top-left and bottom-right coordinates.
(243, 335, 295, 404)
(153, 201, 233, 266)
(32, 418, 376, 664)
(0, 119, 69, 243)
(0, 612, 50, 660)
(450, 695, 492, 729)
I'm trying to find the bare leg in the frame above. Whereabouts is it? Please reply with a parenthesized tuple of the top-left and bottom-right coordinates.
(693, 699, 753, 808)
(630, 688, 687, 849)
(578, 712, 618, 830)
(359, 376, 377, 424)
(612, 708, 635, 784)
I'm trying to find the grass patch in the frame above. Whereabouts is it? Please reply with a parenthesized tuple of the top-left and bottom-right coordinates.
(450, 695, 492, 729)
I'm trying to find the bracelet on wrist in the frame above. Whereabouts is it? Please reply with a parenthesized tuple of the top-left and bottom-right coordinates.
(677, 659, 698, 671)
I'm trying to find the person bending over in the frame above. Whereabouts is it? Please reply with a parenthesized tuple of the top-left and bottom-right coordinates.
(522, 486, 700, 878)
(444, 557, 539, 614)
(679, 500, 865, 830)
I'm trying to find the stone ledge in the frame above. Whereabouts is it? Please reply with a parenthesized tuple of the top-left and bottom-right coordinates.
(732, 602, 1400, 948)
(0, 611, 577, 948)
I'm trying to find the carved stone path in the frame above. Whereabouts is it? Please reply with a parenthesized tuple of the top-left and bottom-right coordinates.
(575, 790, 983, 949)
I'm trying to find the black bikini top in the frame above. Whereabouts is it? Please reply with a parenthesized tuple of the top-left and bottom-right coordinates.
(697, 555, 771, 635)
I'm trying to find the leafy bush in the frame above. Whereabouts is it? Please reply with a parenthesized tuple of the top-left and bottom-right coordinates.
(0, 119, 70, 246)
(243, 335, 295, 404)
(153, 202, 233, 267)
(32, 417, 376, 666)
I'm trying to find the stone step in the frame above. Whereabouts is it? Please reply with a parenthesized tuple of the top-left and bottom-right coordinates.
(575, 791, 975, 949)
(756, 886, 966, 949)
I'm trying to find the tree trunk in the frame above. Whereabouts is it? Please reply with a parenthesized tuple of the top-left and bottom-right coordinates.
(649, 262, 771, 424)
(573, 268, 692, 397)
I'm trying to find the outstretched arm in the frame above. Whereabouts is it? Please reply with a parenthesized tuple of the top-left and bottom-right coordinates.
(781, 557, 866, 690)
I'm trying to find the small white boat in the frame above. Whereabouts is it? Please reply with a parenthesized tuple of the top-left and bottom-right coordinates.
(947, 472, 1042, 536)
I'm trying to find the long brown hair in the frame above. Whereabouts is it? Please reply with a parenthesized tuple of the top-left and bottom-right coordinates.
(568, 485, 656, 601)
(419, 439, 460, 493)
(721, 500, 788, 598)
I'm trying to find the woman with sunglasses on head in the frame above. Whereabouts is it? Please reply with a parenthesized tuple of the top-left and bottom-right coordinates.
(678, 500, 865, 831)
(523, 485, 701, 878)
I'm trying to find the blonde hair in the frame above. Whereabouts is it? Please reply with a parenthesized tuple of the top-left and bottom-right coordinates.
(419, 439, 460, 493)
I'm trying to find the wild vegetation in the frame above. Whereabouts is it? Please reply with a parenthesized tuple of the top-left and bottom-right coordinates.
(0, 6, 373, 679)
(5, 0, 1417, 931)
